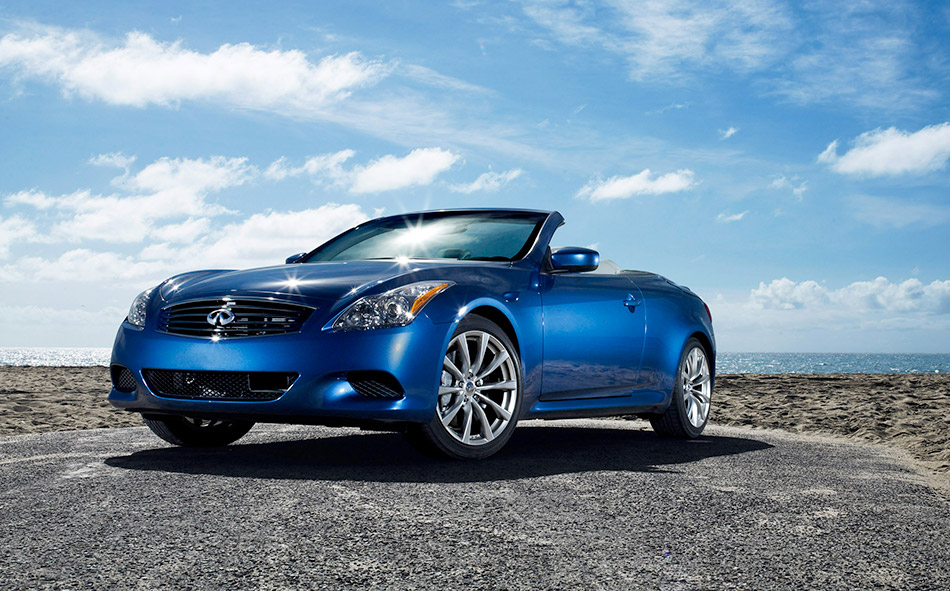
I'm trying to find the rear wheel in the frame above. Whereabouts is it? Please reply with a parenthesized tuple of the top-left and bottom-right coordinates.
(405, 316, 522, 459)
(142, 415, 255, 447)
(650, 338, 712, 438)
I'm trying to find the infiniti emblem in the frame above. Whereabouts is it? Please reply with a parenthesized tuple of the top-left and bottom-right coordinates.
(206, 307, 236, 327)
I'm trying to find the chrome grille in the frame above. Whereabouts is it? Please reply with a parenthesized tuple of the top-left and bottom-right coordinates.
(143, 369, 298, 401)
(158, 298, 314, 338)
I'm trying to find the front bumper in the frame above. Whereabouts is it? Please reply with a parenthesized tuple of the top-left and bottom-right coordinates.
(108, 317, 448, 425)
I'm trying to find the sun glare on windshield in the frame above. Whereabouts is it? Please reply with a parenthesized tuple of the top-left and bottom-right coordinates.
(396, 219, 447, 246)
(304, 212, 547, 263)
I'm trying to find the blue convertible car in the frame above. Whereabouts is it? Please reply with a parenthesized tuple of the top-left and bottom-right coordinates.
(109, 209, 714, 459)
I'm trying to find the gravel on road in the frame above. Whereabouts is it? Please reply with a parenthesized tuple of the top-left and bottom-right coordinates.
(0, 420, 947, 591)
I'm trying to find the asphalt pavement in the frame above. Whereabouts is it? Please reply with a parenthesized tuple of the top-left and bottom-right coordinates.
(0, 420, 947, 590)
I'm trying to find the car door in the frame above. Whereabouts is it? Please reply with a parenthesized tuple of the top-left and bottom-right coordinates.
(539, 273, 646, 400)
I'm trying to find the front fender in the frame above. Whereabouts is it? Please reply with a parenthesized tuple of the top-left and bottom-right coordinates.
(421, 279, 543, 416)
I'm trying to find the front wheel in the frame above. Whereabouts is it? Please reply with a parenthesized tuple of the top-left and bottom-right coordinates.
(405, 315, 523, 460)
(650, 338, 712, 438)
(142, 415, 255, 447)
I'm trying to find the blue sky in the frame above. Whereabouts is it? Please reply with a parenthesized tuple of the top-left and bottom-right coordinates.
(1, 0, 949, 351)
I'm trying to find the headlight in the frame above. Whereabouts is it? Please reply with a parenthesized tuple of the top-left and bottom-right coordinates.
(333, 281, 454, 331)
(126, 287, 155, 328)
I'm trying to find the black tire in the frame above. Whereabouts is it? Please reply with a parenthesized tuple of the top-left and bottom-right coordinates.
(142, 415, 255, 447)
(405, 315, 523, 460)
(650, 337, 712, 438)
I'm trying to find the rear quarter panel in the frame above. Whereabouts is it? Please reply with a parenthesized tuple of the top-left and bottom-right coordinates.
(631, 273, 715, 407)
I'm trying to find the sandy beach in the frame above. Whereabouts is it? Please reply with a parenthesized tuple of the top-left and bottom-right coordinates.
(1, 366, 947, 473)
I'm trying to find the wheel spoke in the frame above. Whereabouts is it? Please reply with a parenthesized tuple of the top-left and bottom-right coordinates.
(439, 385, 463, 396)
(694, 389, 710, 404)
(455, 334, 472, 374)
(443, 356, 463, 381)
(689, 351, 702, 379)
(440, 399, 464, 426)
(691, 374, 710, 386)
(479, 380, 516, 391)
(472, 403, 494, 442)
(461, 403, 474, 444)
(477, 395, 512, 421)
(472, 332, 489, 376)
(477, 350, 509, 380)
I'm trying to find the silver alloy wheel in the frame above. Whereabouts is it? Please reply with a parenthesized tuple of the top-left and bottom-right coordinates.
(438, 330, 518, 446)
(682, 346, 711, 428)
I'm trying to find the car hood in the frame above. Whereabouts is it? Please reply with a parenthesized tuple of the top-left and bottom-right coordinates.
(159, 260, 491, 306)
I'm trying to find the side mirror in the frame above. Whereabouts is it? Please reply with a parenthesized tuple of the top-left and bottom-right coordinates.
(550, 247, 599, 273)
(285, 252, 307, 264)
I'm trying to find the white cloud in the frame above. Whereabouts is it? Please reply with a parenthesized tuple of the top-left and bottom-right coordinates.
(520, 1, 604, 46)
(349, 148, 459, 194)
(263, 150, 354, 182)
(851, 195, 950, 228)
(770, 175, 807, 200)
(123, 155, 255, 193)
(750, 277, 950, 314)
(402, 64, 492, 94)
(450, 168, 523, 193)
(0, 249, 170, 283)
(4, 156, 252, 243)
(90, 152, 135, 169)
(719, 126, 738, 139)
(705, 276, 950, 351)
(0, 215, 36, 258)
(648, 102, 690, 115)
(3, 148, 457, 259)
(716, 210, 748, 223)
(749, 278, 829, 311)
(519, 0, 792, 80)
(0, 26, 387, 114)
(577, 169, 696, 201)
(5, 189, 57, 209)
(819, 123, 950, 177)
(792, 181, 807, 200)
(769, 175, 789, 189)
(265, 148, 460, 194)
(515, 2, 937, 111)
(189, 204, 368, 269)
(1, 203, 369, 284)
(816, 140, 838, 165)
(149, 217, 213, 243)
(768, 2, 937, 111)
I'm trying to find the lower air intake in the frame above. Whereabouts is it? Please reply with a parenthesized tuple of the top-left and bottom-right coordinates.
(348, 371, 405, 399)
(111, 365, 137, 392)
(143, 369, 298, 401)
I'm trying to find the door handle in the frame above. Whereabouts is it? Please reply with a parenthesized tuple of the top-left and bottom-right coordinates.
(623, 294, 641, 311)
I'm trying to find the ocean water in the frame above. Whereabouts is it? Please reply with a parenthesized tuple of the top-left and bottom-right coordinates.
(716, 352, 949, 374)
(0, 347, 947, 374)
(0, 347, 111, 367)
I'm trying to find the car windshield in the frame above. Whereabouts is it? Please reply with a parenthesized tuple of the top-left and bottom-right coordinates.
(304, 211, 547, 262)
